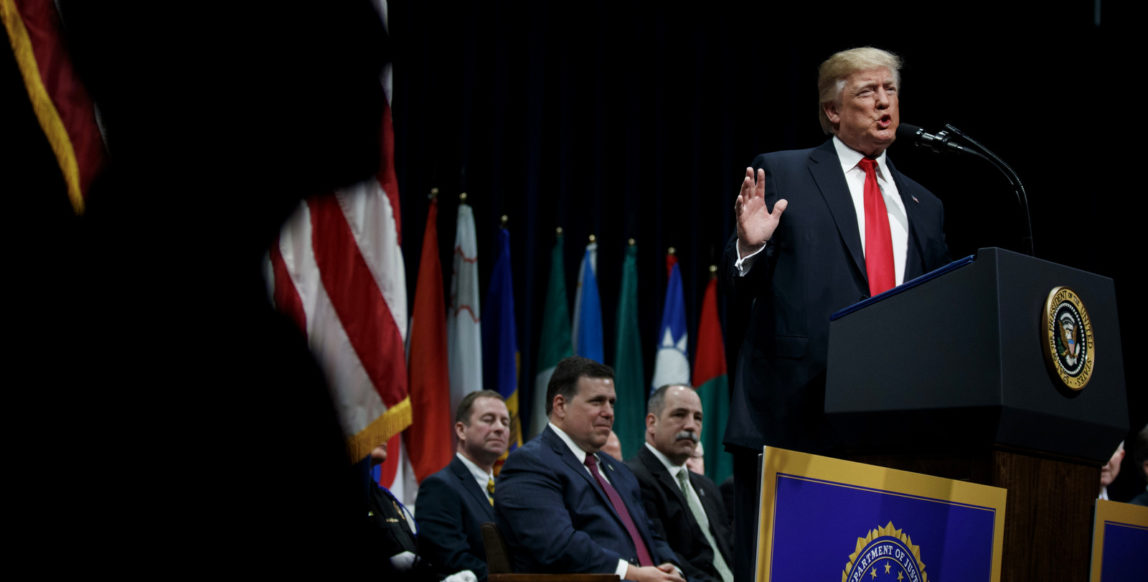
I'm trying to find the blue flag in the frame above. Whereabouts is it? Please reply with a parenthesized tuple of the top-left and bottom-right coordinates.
(482, 227, 522, 451)
(651, 255, 689, 392)
(572, 242, 604, 363)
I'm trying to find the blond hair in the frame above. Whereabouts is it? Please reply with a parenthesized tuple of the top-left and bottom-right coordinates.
(817, 47, 902, 134)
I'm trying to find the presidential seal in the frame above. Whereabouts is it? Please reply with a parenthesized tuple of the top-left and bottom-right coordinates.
(841, 522, 928, 582)
(1041, 286, 1094, 392)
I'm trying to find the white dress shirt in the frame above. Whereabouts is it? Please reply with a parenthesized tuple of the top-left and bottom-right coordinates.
(735, 136, 910, 286)
(455, 452, 494, 503)
(831, 136, 908, 285)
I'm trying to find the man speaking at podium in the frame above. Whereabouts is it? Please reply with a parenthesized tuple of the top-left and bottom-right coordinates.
(722, 46, 950, 580)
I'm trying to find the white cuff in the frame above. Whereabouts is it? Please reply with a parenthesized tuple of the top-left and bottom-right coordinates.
(616, 559, 629, 579)
(388, 551, 417, 572)
(443, 570, 478, 582)
(734, 241, 766, 276)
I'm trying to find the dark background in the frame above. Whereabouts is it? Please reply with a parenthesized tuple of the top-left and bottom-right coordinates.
(386, 1, 1143, 498)
(3, 0, 1142, 510)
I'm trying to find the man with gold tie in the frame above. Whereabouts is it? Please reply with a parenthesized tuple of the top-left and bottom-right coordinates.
(416, 390, 510, 581)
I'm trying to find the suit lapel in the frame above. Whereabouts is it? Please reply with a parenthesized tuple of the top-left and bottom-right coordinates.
(450, 456, 495, 521)
(543, 428, 621, 520)
(544, 428, 598, 487)
(808, 141, 867, 282)
(600, 452, 658, 551)
(588, 452, 629, 525)
(640, 447, 691, 514)
(544, 428, 649, 543)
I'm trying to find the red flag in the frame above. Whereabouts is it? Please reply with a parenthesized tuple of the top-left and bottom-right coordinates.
(693, 271, 733, 483)
(2, 0, 105, 213)
(405, 196, 453, 481)
(693, 275, 727, 385)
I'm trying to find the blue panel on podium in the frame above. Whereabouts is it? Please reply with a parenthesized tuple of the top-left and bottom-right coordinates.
(756, 447, 1006, 582)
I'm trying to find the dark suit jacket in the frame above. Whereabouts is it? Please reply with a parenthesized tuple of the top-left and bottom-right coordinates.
(368, 483, 439, 581)
(495, 426, 677, 574)
(626, 446, 733, 582)
(415, 455, 495, 580)
(369, 483, 418, 557)
(723, 139, 949, 453)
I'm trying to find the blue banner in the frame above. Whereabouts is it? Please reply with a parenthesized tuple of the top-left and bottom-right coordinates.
(758, 448, 1006, 582)
(1091, 499, 1148, 582)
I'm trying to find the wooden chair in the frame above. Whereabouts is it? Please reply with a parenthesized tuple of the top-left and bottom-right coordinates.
(481, 522, 620, 582)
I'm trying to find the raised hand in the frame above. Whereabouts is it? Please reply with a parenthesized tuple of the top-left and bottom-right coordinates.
(734, 167, 787, 257)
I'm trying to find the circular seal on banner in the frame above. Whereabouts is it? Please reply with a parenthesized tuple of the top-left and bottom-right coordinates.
(1042, 286, 1094, 392)
(841, 522, 928, 582)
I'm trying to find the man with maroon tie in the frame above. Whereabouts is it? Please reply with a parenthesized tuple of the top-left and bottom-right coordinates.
(496, 357, 684, 582)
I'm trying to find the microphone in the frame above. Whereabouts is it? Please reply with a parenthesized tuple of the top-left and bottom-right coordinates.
(897, 123, 970, 154)
(897, 122, 1036, 256)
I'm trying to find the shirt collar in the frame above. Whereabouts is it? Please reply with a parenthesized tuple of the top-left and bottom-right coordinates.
(549, 422, 591, 465)
(832, 135, 890, 180)
(644, 441, 687, 477)
(455, 452, 493, 483)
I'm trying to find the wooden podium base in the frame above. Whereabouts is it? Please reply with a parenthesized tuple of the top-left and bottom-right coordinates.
(849, 448, 1099, 582)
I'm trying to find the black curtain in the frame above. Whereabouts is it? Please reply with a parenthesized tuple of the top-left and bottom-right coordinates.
(388, 0, 1142, 494)
(5, 0, 1141, 515)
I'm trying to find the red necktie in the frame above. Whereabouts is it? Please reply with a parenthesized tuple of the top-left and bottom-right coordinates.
(859, 158, 895, 296)
(584, 454, 654, 566)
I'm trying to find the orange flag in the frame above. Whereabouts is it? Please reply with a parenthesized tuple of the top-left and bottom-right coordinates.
(406, 195, 454, 481)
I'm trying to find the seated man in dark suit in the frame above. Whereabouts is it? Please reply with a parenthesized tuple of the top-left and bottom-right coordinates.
(366, 442, 433, 581)
(496, 357, 685, 582)
(416, 390, 510, 581)
(627, 385, 733, 582)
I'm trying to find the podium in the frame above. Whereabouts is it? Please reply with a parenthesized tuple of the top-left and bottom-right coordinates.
(824, 247, 1128, 582)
